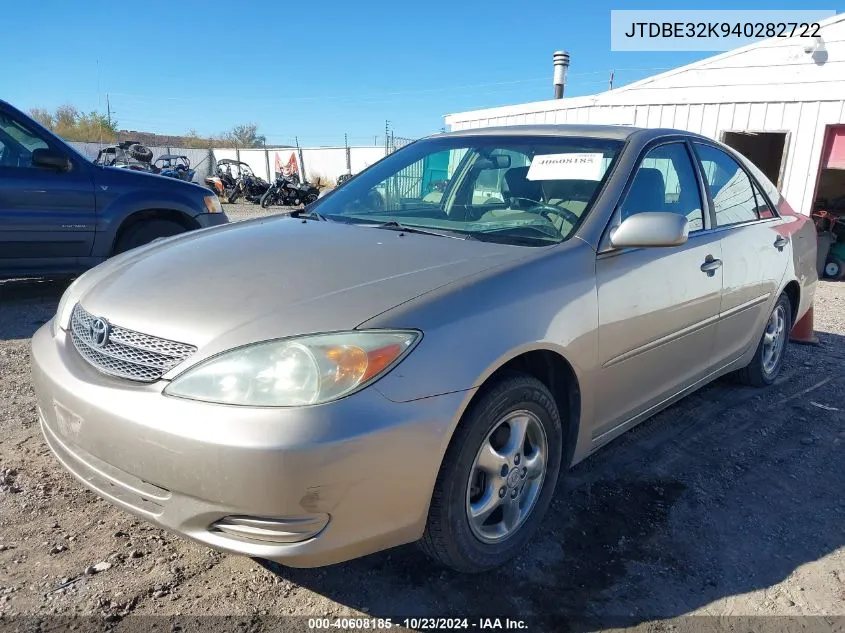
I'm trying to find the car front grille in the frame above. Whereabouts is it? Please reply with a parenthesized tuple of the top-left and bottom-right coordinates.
(69, 304, 196, 382)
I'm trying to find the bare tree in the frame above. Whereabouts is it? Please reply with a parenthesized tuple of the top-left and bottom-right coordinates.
(28, 108, 54, 128)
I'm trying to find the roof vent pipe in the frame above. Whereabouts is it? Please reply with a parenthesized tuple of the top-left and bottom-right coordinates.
(553, 51, 570, 99)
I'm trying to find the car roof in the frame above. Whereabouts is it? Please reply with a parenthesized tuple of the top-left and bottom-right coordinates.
(436, 124, 710, 143)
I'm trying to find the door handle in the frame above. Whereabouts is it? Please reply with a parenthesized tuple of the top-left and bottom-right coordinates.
(700, 257, 723, 276)
(773, 236, 789, 251)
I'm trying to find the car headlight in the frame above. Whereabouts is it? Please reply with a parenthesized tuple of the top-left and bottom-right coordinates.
(204, 194, 223, 214)
(53, 277, 82, 336)
(164, 330, 421, 406)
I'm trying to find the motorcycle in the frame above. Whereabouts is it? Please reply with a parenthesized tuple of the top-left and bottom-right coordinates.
(260, 176, 320, 208)
(205, 159, 246, 200)
(222, 163, 270, 204)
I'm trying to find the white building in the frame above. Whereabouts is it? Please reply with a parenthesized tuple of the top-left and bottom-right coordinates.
(445, 14, 845, 216)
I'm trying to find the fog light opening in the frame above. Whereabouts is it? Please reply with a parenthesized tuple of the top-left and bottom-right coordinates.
(211, 514, 329, 544)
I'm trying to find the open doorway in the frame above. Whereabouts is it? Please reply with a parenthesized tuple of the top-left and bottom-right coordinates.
(721, 131, 788, 187)
(810, 124, 845, 279)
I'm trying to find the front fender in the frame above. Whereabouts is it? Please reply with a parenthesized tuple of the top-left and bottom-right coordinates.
(365, 243, 600, 472)
(91, 174, 207, 257)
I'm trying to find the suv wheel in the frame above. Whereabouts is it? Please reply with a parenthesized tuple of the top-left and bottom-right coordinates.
(114, 219, 186, 254)
(420, 374, 563, 573)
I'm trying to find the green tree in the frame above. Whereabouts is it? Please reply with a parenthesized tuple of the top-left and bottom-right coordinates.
(27, 104, 118, 142)
(222, 123, 266, 148)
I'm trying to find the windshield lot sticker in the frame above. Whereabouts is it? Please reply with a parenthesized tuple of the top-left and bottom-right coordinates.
(526, 153, 605, 181)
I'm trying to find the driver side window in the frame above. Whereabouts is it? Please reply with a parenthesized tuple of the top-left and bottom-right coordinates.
(0, 114, 49, 169)
(621, 143, 704, 232)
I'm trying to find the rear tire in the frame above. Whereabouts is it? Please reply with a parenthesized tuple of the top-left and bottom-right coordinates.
(824, 258, 844, 279)
(419, 373, 562, 573)
(734, 293, 792, 387)
(114, 219, 186, 254)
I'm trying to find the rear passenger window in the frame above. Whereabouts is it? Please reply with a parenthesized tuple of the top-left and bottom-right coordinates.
(621, 142, 704, 232)
(694, 144, 759, 227)
(751, 181, 775, 218)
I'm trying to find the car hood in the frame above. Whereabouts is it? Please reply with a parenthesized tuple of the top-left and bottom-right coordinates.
(75, 216, 528, 363)
(98, 163, 208, 192)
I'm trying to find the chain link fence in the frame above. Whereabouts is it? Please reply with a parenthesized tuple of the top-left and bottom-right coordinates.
(67, 130, 419, 189)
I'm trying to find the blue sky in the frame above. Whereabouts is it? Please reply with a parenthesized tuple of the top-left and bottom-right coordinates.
(3, 0, 830, 146)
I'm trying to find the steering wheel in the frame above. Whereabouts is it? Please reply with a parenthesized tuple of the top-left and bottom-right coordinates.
(509, 197, 581, 228)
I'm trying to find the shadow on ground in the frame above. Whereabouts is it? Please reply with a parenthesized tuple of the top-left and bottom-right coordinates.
(0, 278, 71, 341)
(260, 331, 845, 629)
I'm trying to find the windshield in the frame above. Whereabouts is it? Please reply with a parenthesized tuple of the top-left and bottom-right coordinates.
(312, 135, 623, 246)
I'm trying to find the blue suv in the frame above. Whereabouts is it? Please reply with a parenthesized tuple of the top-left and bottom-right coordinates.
(0, 99, 228, 279)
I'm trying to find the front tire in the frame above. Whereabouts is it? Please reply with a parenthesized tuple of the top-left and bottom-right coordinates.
(734, 293, 792, 387)
(114, 219, 186, 254)
(260, 188, 276, 208)
(420, 374, 562, 573)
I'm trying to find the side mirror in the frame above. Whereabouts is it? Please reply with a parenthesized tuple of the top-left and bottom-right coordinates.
(32, 148, 72, 172)
(610, 212, 689, 248)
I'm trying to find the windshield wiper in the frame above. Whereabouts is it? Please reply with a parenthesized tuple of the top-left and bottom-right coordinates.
(290, 209, 328, 221)
(373, 220, 475, 240)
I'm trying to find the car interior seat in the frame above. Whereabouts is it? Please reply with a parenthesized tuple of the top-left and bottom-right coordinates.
(504, 167, 544, 208)
(621, 167, 666, 218)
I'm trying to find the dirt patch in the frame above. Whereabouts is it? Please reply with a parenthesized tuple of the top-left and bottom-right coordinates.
(1, 279, 844, 631)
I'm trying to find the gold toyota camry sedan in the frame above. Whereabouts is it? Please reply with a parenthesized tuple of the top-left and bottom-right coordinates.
(31, 126, 818, 573)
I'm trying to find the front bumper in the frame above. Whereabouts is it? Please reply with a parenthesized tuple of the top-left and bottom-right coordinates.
(194, 212, 229, 228)
(31, 322, 468, 567)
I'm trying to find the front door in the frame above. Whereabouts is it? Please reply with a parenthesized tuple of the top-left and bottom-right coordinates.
(594, 141, 723, 439)
(0, 106, 95, 273)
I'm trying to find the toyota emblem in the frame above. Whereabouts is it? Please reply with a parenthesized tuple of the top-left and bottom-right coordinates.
(89, 318, 111, 348)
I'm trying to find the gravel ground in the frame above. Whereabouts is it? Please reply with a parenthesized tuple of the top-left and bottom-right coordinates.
(222, 202, 294, 223)
(1, 254, 844, 631)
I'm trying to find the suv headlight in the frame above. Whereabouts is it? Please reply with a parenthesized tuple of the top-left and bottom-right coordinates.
(164, 330, 421, 406)
(204, 194, 223, 214)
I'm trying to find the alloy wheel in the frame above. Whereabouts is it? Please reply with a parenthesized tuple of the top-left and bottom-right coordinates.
(466, 410, 548, 543)
(762, 303, 787, 375)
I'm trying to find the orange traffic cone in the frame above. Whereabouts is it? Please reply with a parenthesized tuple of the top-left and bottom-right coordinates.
(790, 304, 820, 345)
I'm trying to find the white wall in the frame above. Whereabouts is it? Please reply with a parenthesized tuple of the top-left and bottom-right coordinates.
(211, 146, 386, 183)
(445, 14, 845, 215)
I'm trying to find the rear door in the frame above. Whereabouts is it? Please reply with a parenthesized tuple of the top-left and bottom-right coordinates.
(0, 106, 96, 271)
(691, 143, 790, 366)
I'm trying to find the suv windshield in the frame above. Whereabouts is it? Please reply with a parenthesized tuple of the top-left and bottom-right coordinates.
(313, 135, 623, 246)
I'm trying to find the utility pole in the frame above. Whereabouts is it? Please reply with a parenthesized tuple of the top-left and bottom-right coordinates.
(609, 70, 615, 90)
(106, 94, 112, 128)
(344, 133, 351, 175)
(295, 135, 305, 182)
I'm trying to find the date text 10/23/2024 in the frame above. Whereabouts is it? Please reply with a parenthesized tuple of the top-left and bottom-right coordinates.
(307, 617, 529, 630)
